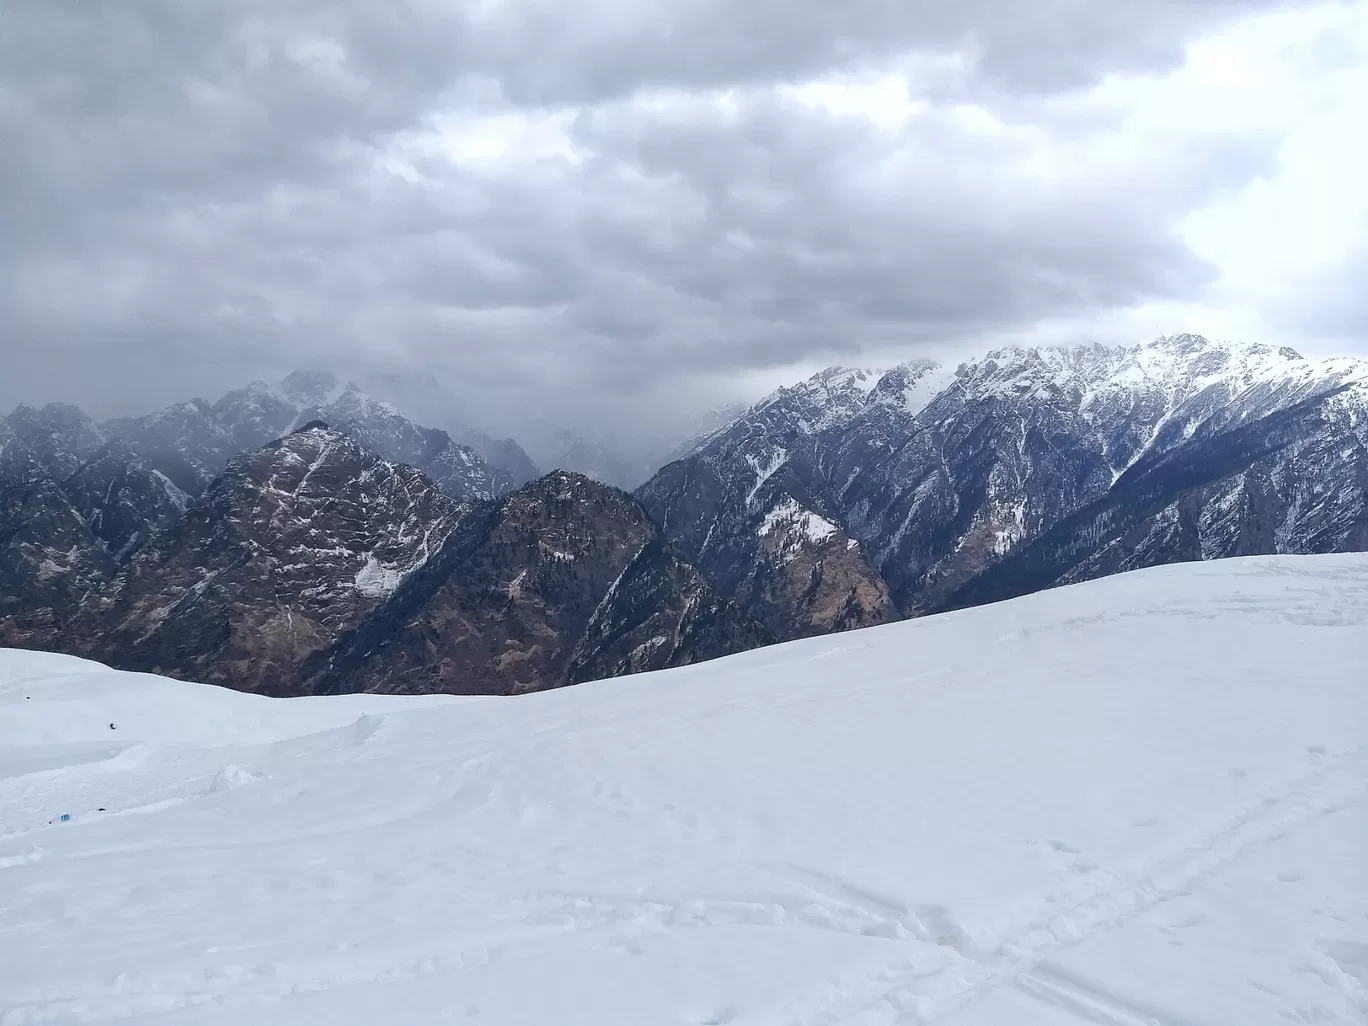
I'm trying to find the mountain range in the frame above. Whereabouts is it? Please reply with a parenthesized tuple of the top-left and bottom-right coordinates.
(0, 368, 765, 694)
(3, 334, 1364, 695)
(643, 334, 1368, 635)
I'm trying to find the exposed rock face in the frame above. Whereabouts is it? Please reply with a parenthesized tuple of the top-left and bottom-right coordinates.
(300, 473, 766, 696)
(636, 367, 900, 642)
(563, 537, 772, 685)
(450, 428, 542, 489)
(642, 335, 1368, 625)
(4, 388, 759, 698)
(61, 439, 188, 562)
(79, 426, 465, 695)
(104, 399, 241, 494)
(945, 373, 1368, 608)
(0, 437, 111, 649)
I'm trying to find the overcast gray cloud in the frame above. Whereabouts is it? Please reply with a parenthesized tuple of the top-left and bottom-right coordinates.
(2, 0, 1364, 450)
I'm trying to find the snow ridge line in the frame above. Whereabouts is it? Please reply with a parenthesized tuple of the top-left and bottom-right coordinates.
(795, 744, 1368, 1025)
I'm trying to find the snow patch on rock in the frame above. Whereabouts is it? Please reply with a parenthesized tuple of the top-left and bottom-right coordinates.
(353, 555, 406, 598)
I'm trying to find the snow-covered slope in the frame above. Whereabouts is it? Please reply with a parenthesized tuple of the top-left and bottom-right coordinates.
(2, 554, 1364, 1025)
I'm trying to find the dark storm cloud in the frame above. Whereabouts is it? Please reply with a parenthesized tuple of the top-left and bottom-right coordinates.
(336, 0, 1290, 104)
(0, 0, 1296, 428)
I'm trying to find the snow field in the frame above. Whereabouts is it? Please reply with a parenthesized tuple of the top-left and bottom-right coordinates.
(1, 554, 1365, 1024)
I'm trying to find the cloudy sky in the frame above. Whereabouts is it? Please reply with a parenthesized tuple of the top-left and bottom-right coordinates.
(2, 0, 1365, 446)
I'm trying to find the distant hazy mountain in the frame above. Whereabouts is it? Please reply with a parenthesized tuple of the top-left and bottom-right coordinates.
(214, 372, 520, 502)
(1, 370, 534, 601)
(357, 371, 543, 487)
(660, 401, 751, 465)
(517, 402, 755, 491)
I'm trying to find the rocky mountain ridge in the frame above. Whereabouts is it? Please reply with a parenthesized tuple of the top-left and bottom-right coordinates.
(642, 334, 1368, 629)
(5, 334, 1364, 697)
(0, 432, 113, 650)
(2, 416, 765, 695)
(7, 370, 528, 511)
(299, 471, 769, 696)
(1, 371, 531, 585)
(76, 425, 468, 694)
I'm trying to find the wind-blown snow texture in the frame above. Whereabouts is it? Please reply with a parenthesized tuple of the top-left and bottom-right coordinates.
(2, 554, 1364, 1025)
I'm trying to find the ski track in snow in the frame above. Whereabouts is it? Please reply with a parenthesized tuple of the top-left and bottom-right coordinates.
(3, 757, 1363, 1025)
(780, 745, 1368, 1025)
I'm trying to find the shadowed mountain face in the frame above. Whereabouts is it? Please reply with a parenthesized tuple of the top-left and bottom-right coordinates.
(943, 380, 1368, 610)
(5, 402, 106, 480)
(299, 472, 768, 696)
(61, 438, 188, 563)
(0, 435, 112, 650)
(562, 536, 774, 686)
(636, 366, 905, 643)
(104, 399, 243, 496)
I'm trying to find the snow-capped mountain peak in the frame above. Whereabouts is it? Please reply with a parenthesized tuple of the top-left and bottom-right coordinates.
(640, 332, 1368, 629)
(276, 370, 349, 411)
(752, 365, 889, 434)
(4, 401, 107, 480)
(868, 359, 954, 415)
(212, 374, 518, 504)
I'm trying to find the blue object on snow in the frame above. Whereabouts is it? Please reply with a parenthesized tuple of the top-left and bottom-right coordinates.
(59, 813, 70, 822)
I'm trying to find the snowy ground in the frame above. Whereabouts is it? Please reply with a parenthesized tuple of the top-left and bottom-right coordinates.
(2, 555, 1366, 1025)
